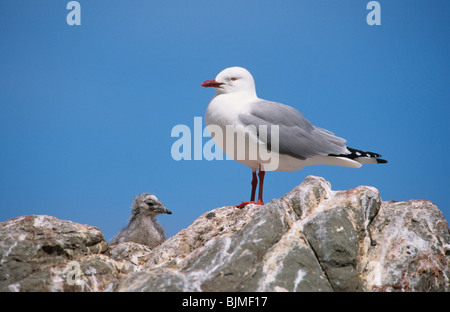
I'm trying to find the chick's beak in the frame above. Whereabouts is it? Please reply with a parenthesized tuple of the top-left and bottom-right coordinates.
(161, 206, 172, 215)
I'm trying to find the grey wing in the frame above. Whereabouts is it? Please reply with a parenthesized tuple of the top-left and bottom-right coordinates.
(239, 100, 349, 160)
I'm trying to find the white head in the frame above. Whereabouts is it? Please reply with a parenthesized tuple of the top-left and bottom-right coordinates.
(201, 67, 256, 96)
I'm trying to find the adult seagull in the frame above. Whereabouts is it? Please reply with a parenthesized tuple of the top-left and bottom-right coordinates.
(202, 67, 387, 208)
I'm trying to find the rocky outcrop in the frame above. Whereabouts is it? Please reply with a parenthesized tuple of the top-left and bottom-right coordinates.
(1, 176, 449, 292)
(0, 215, 112, 291)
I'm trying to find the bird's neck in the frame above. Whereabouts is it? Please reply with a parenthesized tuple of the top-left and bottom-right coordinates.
(216, 89, 257, 100)
(130, 212, 156, 224)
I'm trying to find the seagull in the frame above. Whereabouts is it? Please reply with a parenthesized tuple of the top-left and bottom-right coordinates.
(202, 67, 387, 208)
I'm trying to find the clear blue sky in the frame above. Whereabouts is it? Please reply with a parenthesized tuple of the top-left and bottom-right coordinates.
(0, 1, 448, 240)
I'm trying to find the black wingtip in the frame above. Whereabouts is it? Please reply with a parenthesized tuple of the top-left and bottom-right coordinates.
(330, 147, 388, 165)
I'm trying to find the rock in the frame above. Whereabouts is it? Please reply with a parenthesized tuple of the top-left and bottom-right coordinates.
(0, 176, 449, 292)
(302, 207, 362, 291)
(108, 242, 153, 274)
(0, 215, 112, 291)
(361, 200, 450, 291)
(250, 222, 333, 292)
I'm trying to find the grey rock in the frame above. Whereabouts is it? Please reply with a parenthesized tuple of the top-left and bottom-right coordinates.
(281, 175, 330, 219)
(0, 215, 111, 291)
(116, 201, 290, 292)
(361, 200, 450, 291)
(1, 176, 449, 292)
(249, 222, 334, 292)
(185, 201, 289, 292)
(303, 207, 362, 291)
(108, 242, 153, 274)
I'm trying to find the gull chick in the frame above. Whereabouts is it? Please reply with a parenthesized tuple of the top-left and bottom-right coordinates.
(110, 193, 172, 247)
(202, 66, 387, 208)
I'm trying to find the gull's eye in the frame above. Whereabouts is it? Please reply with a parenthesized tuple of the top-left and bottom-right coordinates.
(230, 77, 237, 81)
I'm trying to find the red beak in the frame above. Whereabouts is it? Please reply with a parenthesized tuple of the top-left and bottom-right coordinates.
(201, 79, 223, 88)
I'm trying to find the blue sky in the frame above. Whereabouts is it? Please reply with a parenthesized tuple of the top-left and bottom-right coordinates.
(0, 1, 448, 240)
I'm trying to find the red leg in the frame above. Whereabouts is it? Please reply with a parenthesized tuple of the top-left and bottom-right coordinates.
(250, 171, 257, 202)
(256, 170, 265, 205)
(235, 170, 265, 208)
